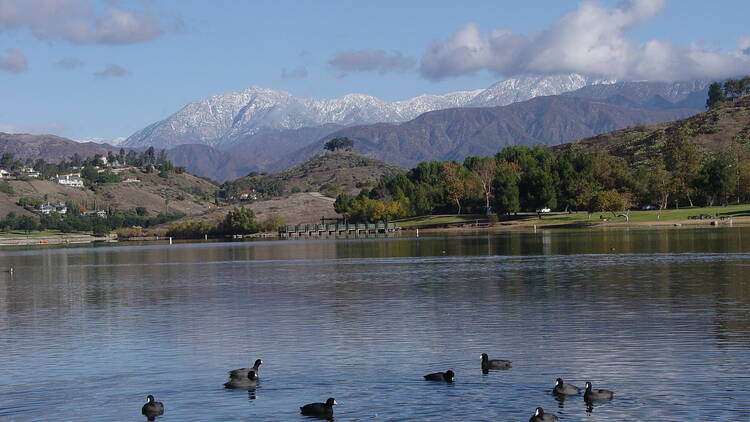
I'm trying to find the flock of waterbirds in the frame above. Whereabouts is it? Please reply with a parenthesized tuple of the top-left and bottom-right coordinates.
(140, 354, 615, 421)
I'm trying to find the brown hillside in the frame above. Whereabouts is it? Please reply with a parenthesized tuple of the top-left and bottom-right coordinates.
(232, 151, 404, 197)
(563, 98, 750, 165)
(0, 132, 118, 162)
(1, 169, 218, 217)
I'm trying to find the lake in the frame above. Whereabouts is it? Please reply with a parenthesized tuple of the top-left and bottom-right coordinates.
(1, 228, 750, 421)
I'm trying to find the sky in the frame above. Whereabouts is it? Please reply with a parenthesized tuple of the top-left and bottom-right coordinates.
(0, 0, 749, 141)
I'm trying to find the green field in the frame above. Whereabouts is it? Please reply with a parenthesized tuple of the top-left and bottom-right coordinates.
(394, 214, 488, 228)
(395, 204, 750, 229)
(0, 230, 86, 238)
(532, 204, 750, 226)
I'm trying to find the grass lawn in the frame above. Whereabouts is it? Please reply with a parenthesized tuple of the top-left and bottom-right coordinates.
(0, 230, 87, 238)
(394, 204, 750, 229)
(395, 214, 487, 228)
(521, 204, 750, 226)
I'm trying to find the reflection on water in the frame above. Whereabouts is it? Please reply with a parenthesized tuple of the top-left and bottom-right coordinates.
(1, 228, 750, 421)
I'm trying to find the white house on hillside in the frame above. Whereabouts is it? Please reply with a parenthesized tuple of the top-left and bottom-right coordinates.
(56, 174, 84, 188)
(19, 167, 40, 178)
(0, 169, 10, 179)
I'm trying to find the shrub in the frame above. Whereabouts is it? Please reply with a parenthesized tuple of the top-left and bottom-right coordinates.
(0, 182, 14, 195)
(92, 224, 110, 236)
(166, 221, 213, 238)
(261, 215, 284, 232)
(115, 227, 143, 238)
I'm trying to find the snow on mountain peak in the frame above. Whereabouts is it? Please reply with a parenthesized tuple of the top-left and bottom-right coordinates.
(124, 73, 616, 149)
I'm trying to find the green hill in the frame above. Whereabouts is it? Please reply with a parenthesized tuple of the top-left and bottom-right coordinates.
(563, 97, 750, 165)
(224, 151, 404, 199)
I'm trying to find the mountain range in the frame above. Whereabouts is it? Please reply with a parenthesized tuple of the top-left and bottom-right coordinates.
(123, 74, 607, 151)
(0, 133, 118, 162)
(274, 96, 699, 170)
(2, 74, 710, 182)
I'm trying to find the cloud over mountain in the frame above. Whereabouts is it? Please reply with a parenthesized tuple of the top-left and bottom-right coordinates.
(420, 0, 750, 82)
(0, 0, 166, 44)
(329, 49, 414, 75)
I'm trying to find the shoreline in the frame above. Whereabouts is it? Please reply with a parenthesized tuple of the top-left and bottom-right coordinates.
(400, 216, 746, 234)
(0, 217, 746, 248)
(0, 233, 117, 247)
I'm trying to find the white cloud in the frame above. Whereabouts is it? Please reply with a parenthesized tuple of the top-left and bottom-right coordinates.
(0, 121, 66, 134)
(75, 136, 126, 145)
(420, 0, 750, 81)
(93, 63, 129, 79)
(329, 49, 414, 76)
(0, 48, 26, 73)
(55, 57, 83, 69)
(0, 0, 165, 44)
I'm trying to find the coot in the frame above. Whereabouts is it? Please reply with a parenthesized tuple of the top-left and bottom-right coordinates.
(424, 370, 454, 382)
(300, 397, 337, 419)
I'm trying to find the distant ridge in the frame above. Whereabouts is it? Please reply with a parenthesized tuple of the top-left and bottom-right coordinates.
(272, 95, 700, 170)
(122, 73, 607, 151)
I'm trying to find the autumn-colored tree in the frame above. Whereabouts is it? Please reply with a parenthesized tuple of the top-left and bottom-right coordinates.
(648, 159, 674, 209)
(663, 128, 701, 207)
(464, 156, 497, 212)
(588, 189, 631, 217)
(442, 162, 467, 214)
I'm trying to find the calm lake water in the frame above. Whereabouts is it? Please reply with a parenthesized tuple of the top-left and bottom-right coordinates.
(1, 228, 750, 421)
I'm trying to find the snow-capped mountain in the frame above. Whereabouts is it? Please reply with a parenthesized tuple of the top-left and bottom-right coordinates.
(75, 136, 127, 145)
(468, 74, 614, 107)
(123, 74, 609, 149)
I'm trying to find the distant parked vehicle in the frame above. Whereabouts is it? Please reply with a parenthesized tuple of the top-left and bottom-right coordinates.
(642, 204, 658, 210)
(537, 208, 551, 213)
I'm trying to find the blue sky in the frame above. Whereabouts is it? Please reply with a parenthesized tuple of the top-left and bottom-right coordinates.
(0, 0, 748, 140)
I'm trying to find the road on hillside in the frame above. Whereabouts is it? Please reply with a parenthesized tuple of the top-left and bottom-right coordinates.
(308, 192, 336, 202)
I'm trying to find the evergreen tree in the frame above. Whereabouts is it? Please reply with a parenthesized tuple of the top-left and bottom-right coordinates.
(706, 82, 725, 108)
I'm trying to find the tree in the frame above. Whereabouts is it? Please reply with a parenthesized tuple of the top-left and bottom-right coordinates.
(694, 151, 737, 206)
(17, 215, 39, 233)
(663, 128, 701, 206)
(441, 162, 467, 214)
(261, 215, 285, 232)
(706, 82, 725, 108)
(80, 166, 99, 184)
(0, 153, 14, 169)
(742, 76, 750, 96)
(648, 160, 674, 209)
(92, 224, 110, 236)
(492, 162, 520, 215)
(334, 193, 352, 215)
(216, 207, 259, 235)
(588, 190, 631, 217)
(554, 149, 597, 212)
(324, 137, 355, 152)
(465, 156, 497, 212)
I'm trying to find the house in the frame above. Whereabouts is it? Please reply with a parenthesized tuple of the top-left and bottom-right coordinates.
(19, 167, 40, 178)
(239, 189, 258, 201)
(123, 177, 140, 183)
(37, 201, 68, 215)
(83, 210, 107, 218)
(0, 169, 10, 179)
(56, 173, 84, 188)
